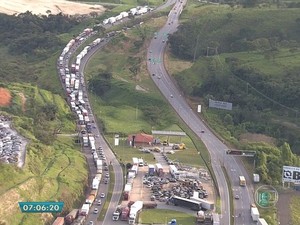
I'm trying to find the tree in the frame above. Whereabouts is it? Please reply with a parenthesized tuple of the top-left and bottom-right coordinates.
(281, 142, 293, 165)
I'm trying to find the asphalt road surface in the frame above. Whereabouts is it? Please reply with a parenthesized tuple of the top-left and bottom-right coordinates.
(146, 1, 256, 224)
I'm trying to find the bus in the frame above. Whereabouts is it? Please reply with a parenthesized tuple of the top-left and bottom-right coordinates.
(239, 176, 246, 186)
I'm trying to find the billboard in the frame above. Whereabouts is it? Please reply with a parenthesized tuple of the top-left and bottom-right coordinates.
(209, 99, 232, 110)
(282, 166, 300, 184)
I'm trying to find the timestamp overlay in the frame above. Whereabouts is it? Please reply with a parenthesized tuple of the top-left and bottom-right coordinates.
(19, 202, 64, 213)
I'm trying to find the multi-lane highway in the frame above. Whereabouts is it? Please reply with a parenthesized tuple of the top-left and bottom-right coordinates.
(147, 1, 255, 225)
(62, 0, 256, 224)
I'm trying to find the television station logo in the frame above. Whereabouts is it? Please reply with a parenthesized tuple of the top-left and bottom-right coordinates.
(255, 185, 278, 208)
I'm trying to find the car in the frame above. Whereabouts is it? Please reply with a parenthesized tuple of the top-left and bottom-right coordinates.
(170, 94, 173, 98)
(235, 195, 240, 199)
(200, 130, 205, 133)
(89, 221, 94, 225)
(104, 179, 108, 184)
(104, 166, 109, 171)
(97, 199, 102, 205)
(100, 193, 105, 198)
(105, 172, 109, 178)
(94, 208, 99, 214)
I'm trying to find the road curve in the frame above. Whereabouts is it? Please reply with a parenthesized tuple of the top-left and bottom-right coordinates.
(147, 1, 256, 225)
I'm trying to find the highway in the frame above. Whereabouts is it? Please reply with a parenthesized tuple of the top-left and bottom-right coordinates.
(146, 0, 256, 224)
(69, 1, 178, 224)
(60, 0, 256, 224)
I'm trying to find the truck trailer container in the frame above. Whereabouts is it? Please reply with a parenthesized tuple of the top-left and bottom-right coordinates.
(251, 205, 260, 221)
(123, 184, 132, 200)
(148, 164, 155, 176)
(92, 178, 100, 190)
(155, 163, 164, 176)
(86, 194, 96, 204)
(132, 157, 139, 165)
(257, 218, 269, 225)
(128, 201, 143, 224)
(52, 217, 64, 225)
(65, 209, 79, 225)
(79, 204, 90, 216)
(171, 196, 201, 211)
(72, 215, 85, 225)
(121, 206, 130, 221)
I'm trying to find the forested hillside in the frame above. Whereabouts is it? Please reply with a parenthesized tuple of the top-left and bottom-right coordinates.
(169, 5, 300, 184)
(0, 13, 87, 225)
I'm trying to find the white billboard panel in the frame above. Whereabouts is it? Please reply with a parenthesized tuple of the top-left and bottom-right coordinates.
(209, 99, 232, 110)
(282, 166, 300, 184)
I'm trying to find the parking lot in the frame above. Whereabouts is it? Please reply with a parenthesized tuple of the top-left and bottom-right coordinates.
(0, 115, 27, 167)
(122, 149, 215, 210)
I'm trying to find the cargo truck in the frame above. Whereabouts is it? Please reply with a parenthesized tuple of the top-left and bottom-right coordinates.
(72, 215, 85, 225)
(250, 204, 259, 221)
(79, 204, 90, 216)
(65, 209, 79, 225)
(121, 207, 130, 221)
(112, 205, 122, 221)
(85, 194, 96, 204)
(239, 176, 246, 186)
(92, 178, 100, 190)
(257, 218, 269, 225)
(123, 184, 132, 200)
(128, 201, 143, 224)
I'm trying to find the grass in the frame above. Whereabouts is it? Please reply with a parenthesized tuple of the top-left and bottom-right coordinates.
(291, 195, 300, 224)
(0, 83, 87, 225)
(139, 208, 195, 224)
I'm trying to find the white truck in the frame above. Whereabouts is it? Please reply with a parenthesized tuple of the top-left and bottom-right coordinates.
(80, 204, 90, 216)
(251, 204, 259, 222)
(257, 218, 268, 225)
(190, 191, 214, 210)
(128, 201, 143, 224)
(112, 205, 122, 221)
(92, 178, 100, 190)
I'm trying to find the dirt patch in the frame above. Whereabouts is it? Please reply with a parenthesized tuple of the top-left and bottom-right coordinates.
(0, 189, 22, 221)
(136, 85, 148, 92)
(0, 88, 11, 107)
(277, 189, 300, 225)
(18, 92, 26, 112)
(0, 0, 105, 16)
(239, 133, 276, 145)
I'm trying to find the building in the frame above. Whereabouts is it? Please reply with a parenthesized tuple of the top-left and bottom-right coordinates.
(127, 133, 154, 147)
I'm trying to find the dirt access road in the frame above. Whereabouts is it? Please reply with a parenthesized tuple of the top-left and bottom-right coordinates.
(0, 0, 105, 16)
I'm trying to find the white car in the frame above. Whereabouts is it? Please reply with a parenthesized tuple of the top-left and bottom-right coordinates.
(97, 199, 102, 205)
(94, 208, 99, 214)
(100, 193, 105, 198)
